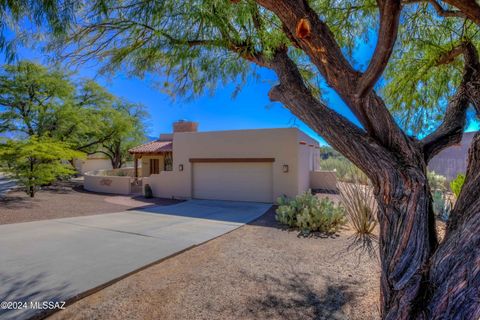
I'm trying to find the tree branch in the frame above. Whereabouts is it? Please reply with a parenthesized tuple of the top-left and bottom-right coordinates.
(255, 0, 414, 162)
(447, 132, 480, 233)
(422, 90, 468, 162)
(421, 42, 480, 162)
(429, 0, 466, 19)
(442, 0, 480, 25)
(356, 0, 401, 97)
(264, 49, 397, 180)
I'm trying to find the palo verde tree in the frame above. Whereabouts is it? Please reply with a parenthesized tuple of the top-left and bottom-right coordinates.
(3, 0, 480, 318)
(0, 136, 83, 197)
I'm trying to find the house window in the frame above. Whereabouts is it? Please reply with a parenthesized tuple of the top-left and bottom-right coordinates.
(150, 159, 160, 175)
(164, 152, 173, 171)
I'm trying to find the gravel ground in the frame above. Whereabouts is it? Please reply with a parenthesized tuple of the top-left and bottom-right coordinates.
(49, 207, 381, 320)
(0, 182, 180, 225)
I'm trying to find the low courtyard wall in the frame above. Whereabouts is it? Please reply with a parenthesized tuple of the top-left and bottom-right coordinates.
(84, 168, 134, 195)
(310, 170, 337, 191)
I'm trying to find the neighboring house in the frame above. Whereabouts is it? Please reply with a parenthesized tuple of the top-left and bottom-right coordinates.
(428, 131, 477, 180)
(73, 153, 113, 174)
(127, 120, 330, 203)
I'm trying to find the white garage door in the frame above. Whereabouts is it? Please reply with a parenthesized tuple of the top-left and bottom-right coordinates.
(192, 162, 273, 203)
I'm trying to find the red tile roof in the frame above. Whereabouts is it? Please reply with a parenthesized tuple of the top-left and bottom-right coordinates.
(128, 140, 173, 154)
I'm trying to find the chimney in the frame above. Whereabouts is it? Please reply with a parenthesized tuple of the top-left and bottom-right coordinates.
(173, 120, 198, 133)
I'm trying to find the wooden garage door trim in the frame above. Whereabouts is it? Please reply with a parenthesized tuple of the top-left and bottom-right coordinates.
(189, 158, 275, 163)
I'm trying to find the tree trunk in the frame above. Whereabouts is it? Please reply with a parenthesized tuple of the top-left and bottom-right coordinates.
(371, 164, 438, 319)
(425, 133, 480, 319)
(29, 186, 34, 198)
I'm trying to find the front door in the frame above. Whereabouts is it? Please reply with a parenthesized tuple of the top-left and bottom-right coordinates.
(150, 159, 160, 175)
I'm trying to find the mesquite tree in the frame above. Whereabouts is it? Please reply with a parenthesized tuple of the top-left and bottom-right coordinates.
(3, 0, 480, 318)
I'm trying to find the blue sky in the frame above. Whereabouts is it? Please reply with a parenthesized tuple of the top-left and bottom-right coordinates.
(2, 33, 478, 144)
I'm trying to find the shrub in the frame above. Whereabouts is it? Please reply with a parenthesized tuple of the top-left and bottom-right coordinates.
(432, 190, 452, 222)
(427, 171, 447, 192)
(320, 157, 369, 185)
(144, 183, 153, 198)
(450, 174, 465, 198)
(276, 191, 346, 235)
(339, 183, 378, 237)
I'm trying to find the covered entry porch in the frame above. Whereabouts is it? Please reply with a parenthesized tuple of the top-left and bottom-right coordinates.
(128, 140, 173, 178)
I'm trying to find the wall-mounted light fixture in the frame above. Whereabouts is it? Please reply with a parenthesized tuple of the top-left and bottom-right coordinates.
(282, 164, 289, 173)
(179, 164, 184, 171)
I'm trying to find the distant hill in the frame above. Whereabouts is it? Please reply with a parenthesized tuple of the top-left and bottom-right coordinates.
(429, 131, 478, 180)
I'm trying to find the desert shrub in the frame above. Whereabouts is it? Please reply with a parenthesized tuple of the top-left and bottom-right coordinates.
(320, 157, 369, 185)
(450, 174, 465, 198)
(144, 183, 153, 198)
(276, 191, 346, 235)
(427, 171, 447, 192)
(339, 183, 378, 237)
(432, 190, 452, 222)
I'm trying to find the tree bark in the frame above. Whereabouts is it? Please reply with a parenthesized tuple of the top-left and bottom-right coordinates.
(426, 133, 480, 319)
(373, 165, 438, 319)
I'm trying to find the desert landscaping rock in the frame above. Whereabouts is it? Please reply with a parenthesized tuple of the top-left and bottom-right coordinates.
(49, 208, 380, 320)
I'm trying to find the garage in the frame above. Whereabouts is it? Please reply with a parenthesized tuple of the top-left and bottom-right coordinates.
(191, 159, 274, 203)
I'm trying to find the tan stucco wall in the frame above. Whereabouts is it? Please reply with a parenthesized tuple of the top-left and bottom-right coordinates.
(74, 158, 112, 175)
(297, 131, 321, 194)
(140, 155, 165, 177)
(146, 128, 315, 201)
(310, 171, 337, 191)
(84, 171, 131, 195)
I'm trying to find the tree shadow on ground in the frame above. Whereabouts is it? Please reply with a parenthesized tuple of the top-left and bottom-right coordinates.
(0, 195, 36, 210)
(0, 271, 73, 320)
(229, 269, 358, 320)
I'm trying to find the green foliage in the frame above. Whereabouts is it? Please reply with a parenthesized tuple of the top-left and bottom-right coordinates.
(0, 61, 148, 168)
(3, 0, 476, 138)
(450, 174, 466, 198)
(276, 191, 346, 235)
(382, 4, 480, 134)
(0, 0, 76, 60)
(339, 183, 378, 237)
(319, 145, 342, 160)
(320, 157, 369, 185)
(100, 101, 148, 168)
(427, 170, 447, 192)
(0, 136, 84, 197)
(144, 184, 153, 199)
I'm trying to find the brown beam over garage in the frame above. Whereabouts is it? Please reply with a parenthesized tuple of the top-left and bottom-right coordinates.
(189, 158, 275, 163)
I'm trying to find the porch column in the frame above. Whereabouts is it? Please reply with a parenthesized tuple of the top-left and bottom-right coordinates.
(134, 154, 139, 179)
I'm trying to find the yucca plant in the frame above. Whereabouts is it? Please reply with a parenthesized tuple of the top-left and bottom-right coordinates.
(339, 182, 378, 255)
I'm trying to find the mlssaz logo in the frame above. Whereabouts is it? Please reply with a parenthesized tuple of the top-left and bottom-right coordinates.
(100, 179, 113, 186)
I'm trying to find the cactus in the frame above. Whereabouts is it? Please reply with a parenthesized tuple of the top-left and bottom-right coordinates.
(275, 190, 346, 234)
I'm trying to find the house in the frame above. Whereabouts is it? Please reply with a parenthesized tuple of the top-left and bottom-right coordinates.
(128, 120, 334, 203)
(429, 131, 478, 180)
(73, 152, 113, 174)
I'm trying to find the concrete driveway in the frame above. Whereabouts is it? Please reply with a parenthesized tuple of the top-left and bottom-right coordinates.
(0, 200, 271, 320)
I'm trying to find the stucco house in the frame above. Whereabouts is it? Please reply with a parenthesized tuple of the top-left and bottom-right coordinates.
(126, 120, 334, 203)
(73, 152, 113, 174)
